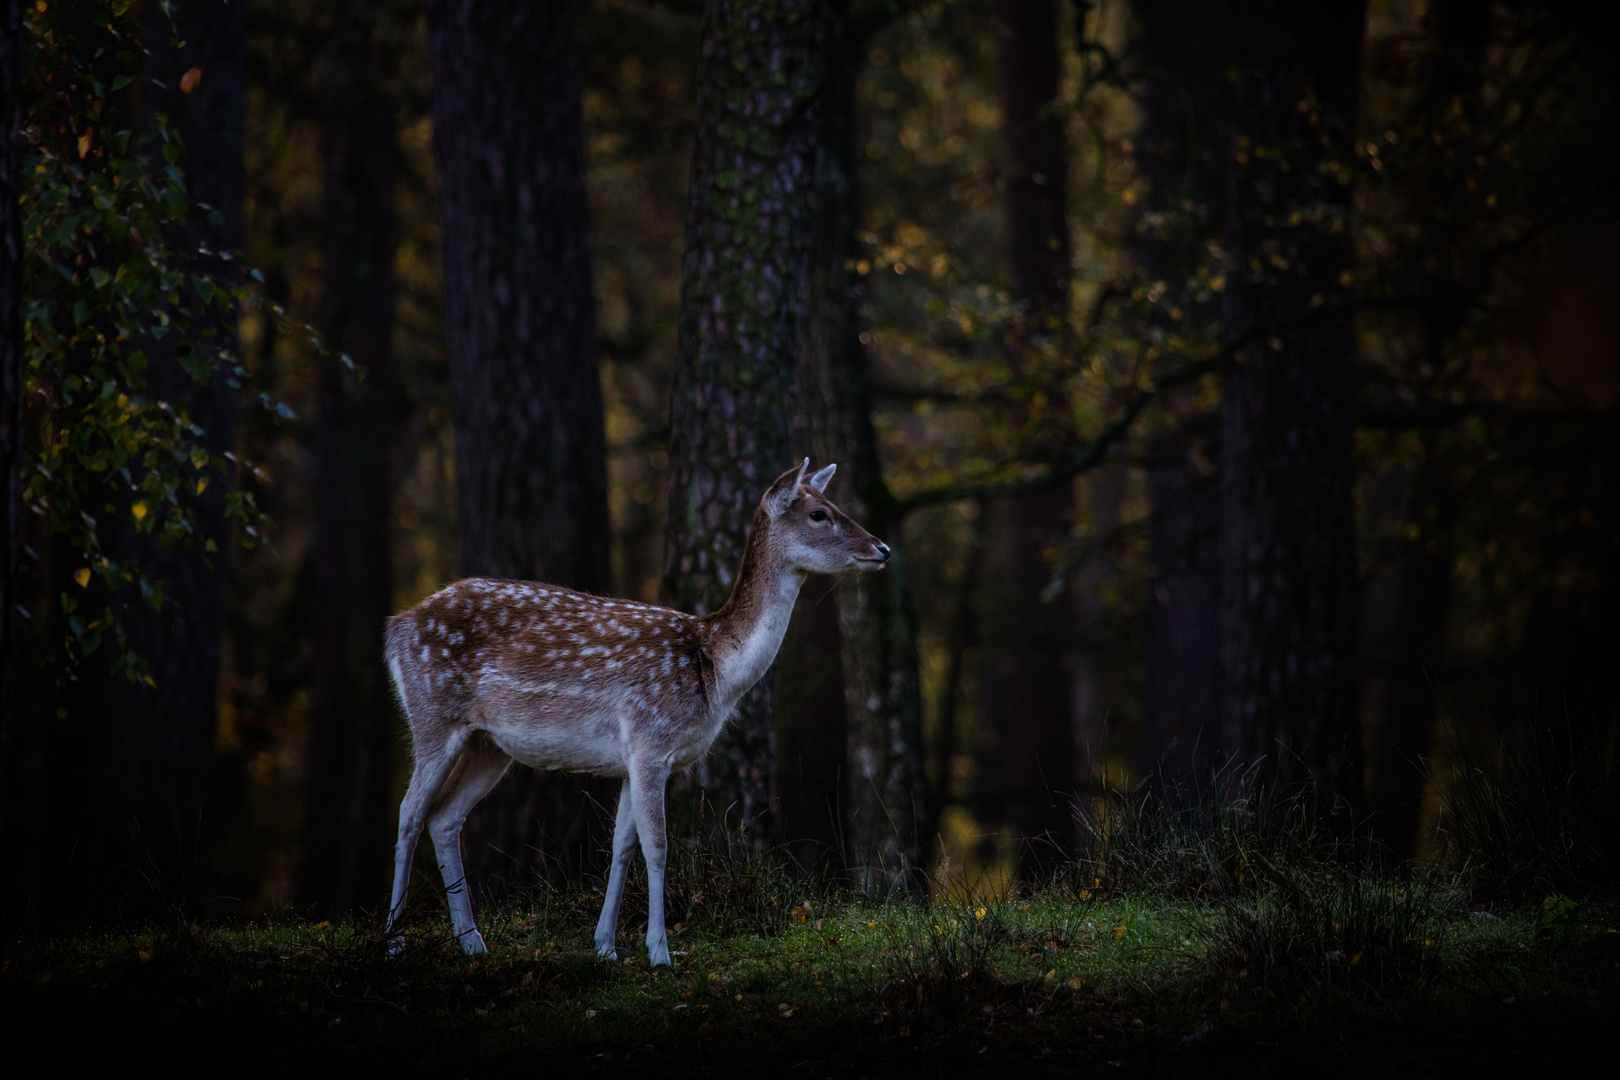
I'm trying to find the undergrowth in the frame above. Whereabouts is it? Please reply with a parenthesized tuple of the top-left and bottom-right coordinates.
(5, 756, 1619, 1075)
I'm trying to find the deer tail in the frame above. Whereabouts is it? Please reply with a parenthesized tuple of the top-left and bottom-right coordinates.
(384, 614, 421, 731)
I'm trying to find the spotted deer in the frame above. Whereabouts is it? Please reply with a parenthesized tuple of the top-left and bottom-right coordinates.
(383, 460, 889, 963)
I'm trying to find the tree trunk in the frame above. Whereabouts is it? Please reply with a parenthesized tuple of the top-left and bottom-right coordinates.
(981, 0, 1076, 873)
(0, 0, 21, 890)
(1134, 0, 1229, 785)
(662, 0, 824, 845)
(792, 2, 925, 888)
(1142, 445, 1222, 780)
(298, 13, 403, 915)
(1358, 0, 1487, 856)
(772, 575, 846, 874)
(1218, 1, 1365, 793)
(426, 0, 615, 893)
(1368, 478, 1451, 857)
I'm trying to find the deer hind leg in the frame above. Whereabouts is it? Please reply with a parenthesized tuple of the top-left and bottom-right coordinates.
(387, 730, 469, 952)
(593, 778, 639, 959)
(629, 759, 674, 966)
(425, 734, 511, 955)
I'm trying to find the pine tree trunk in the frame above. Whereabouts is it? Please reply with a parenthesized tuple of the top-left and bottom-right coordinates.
(1369, 479, 1451, 856)
(792, 4, 925, 888)
(1134, 0, 1229, 784)
(1218, 1, 1365, 792)
(1142, 446, 1222, 779)
(980, 0, 1076, 871)
(663, 0, 824, 845)
(299, 14, 403, 914)
(772, 575, 846, 872)
(426, 0, 615, 893)
(1359, 0, 1486, 854)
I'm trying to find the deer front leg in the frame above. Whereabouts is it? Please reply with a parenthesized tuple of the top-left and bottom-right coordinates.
(593, 778, 638, 959)
(425, 741, 511, 954)
(629, 759, 674, 966)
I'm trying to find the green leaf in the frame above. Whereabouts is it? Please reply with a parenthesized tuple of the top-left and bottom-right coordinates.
(111, 74, 132, 92)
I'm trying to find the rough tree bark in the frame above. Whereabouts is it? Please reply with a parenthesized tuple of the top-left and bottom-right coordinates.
(1134, 0, 1228, 783)
(663, 0, 824, 844)
(426, 0, 615, 892)
(980, 0, 1076, 871)
(1218, 1, 1365, 792)
(792, 1, 925, 887)
(298, 11, 403, 914)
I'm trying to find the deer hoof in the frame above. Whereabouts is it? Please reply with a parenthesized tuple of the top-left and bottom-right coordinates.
(458, 928, 488, 955)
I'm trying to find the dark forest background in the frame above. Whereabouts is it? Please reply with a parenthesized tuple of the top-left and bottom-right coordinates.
(1, 0, 1615, 926)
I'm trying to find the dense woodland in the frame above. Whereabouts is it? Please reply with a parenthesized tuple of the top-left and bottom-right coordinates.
(0, 0, 1615, 928)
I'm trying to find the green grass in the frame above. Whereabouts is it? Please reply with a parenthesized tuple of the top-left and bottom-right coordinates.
(9, 749, 1617, 1075)
(6, 888, 1618, 1077)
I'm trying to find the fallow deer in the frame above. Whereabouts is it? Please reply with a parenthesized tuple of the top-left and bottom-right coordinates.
(383, 460, 889, 963)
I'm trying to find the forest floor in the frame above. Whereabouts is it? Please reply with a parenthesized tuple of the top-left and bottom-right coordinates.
(5, 888, 1617, 1078)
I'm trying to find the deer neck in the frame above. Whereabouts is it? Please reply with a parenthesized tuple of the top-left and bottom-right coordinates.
(701, 522, 803, 711)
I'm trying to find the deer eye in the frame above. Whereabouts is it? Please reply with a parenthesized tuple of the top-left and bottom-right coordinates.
(809, 510, 828, 522)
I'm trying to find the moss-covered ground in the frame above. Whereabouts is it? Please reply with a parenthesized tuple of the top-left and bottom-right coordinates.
(6, 889, 1617, 1077)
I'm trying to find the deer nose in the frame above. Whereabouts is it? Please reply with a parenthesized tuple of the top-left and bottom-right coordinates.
(874, 541, 891, 561)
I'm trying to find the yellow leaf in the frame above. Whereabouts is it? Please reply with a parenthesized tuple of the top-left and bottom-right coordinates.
(77, 130, 92, 159)
(196, 478, 208, 495)
(131, 502, 148, 522)
(1112, 925, 1128, 940)
(36, 2, 46, 13)
(974, 907, 986, 920)
(313, 920, 331, 930)
(180, 68, 202, 94)
(138, 949, 151, 962)
(1207, 275, 1226, 293)
(1043, 969, 1056, 982)
(73, 567, 91, 588)
(1079, 889, 1092, 901)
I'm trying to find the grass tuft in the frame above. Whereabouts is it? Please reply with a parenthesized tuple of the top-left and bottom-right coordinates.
(1436, 713, 1620, 901)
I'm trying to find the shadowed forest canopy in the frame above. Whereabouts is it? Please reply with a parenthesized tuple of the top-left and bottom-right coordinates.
(0, 0, 1614, 923)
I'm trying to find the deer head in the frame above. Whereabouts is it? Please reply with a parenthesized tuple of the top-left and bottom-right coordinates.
(758, 459, 890, 576)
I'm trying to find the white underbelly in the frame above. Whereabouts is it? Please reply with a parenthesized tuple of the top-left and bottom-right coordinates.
(477, 709, 625, 775)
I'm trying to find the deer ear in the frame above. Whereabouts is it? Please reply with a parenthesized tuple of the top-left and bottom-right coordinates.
(808, 463, 837, 493)
(764, 459, 809, 519)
